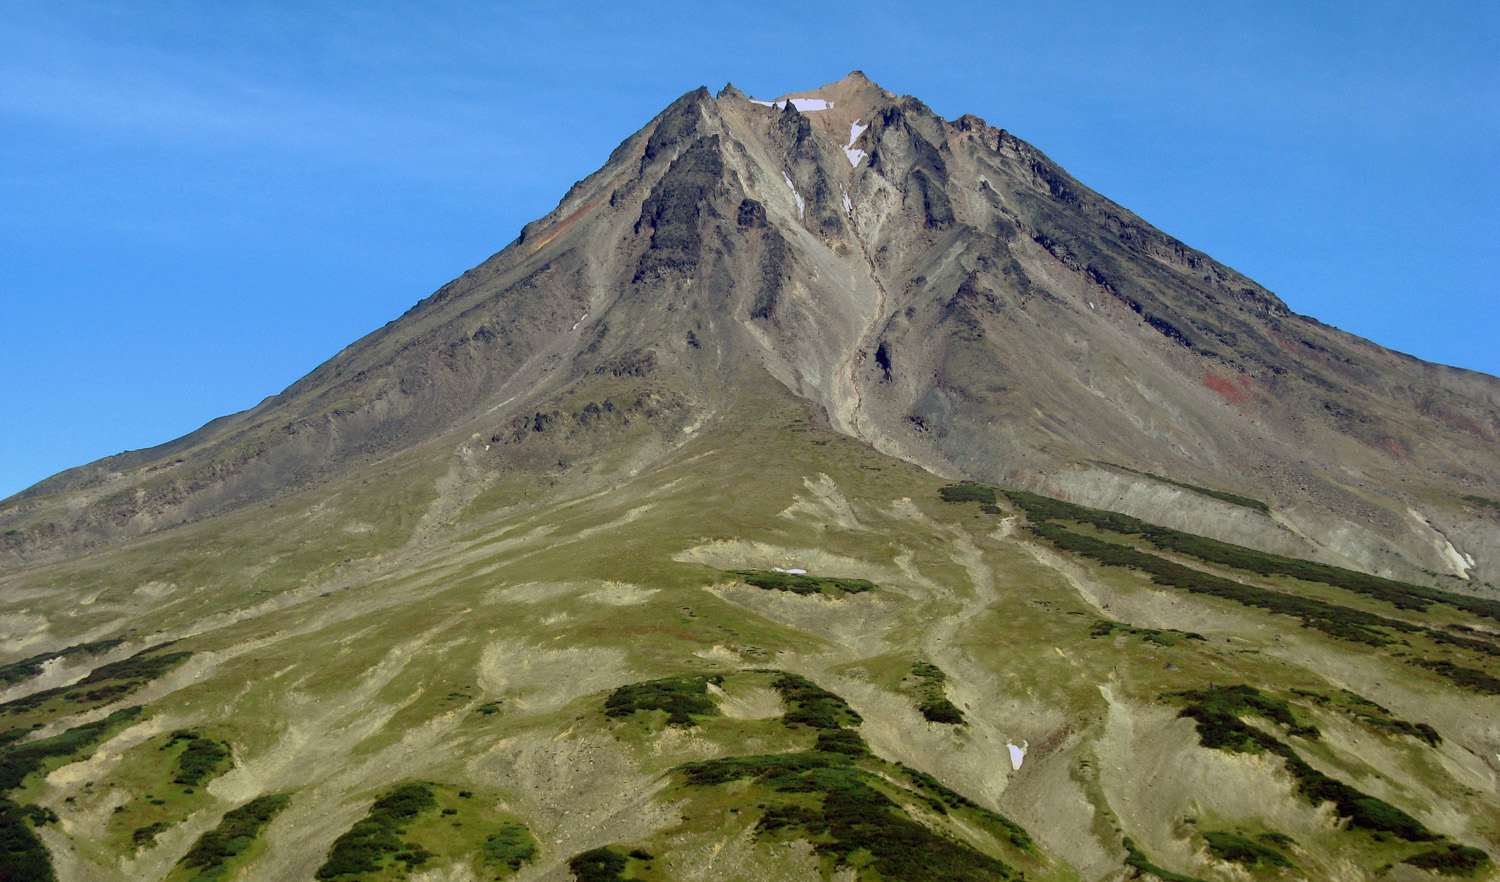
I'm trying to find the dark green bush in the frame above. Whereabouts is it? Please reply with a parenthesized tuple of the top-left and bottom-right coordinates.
(604, 675, 722, 726)
(174, 737, 232, 787)
(568, 846, 627, 882)
(0, 638, 126, 688)
(1121, 837, 1211, 882)
(1202, 831, 1292, 867)
(0, 797, 55, 882)
(1402, 843, 1492, 875)
(0, 706, 144, 791)
(909, 661, 966, 725)
(315, 783, 436, 879)
(938, 483, 998, 505)
(770, 673, 863, 730)
(482, 822, 537, 873)
(179, 793, 291, 875)
(732, 570, 877, 596)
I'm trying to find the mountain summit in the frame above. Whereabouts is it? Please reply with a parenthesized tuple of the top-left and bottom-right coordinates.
(2, 77, 1498, 882)
(6, 73, 1497, 590)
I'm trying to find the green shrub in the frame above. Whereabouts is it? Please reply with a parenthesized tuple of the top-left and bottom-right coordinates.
(0, 706, 145, 791)
(938, 483, 998, 505)
(1172, 689, 1434, 841)
(179, 793, 291, 876)
(314, 783, 436, 879)
(482, 822, 537, 874)
(1121, 837, 1210, 882)
(732, 570, 877, 596)
(1402, 843, 1493, 875)
(568, 846, 628, 882)
(769, 673, 862, 730)
(0, 638, 126, 688)
(0, 798, 55, 882)
(908, 660, 965, 724)
(173, 736, 232, 787)
(604, 675, 722, 726)
(1, 647, 191, 716)
(1202, 831, 1292, 867)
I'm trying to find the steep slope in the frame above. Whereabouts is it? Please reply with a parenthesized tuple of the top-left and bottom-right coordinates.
(4, 74, 1498, 594)
(2, 73, 1500, 881)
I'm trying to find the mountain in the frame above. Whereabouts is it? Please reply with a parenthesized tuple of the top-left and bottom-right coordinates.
(1, 73, 1497, 882)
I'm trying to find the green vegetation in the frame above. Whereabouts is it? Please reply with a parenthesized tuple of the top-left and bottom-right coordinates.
(0, 706, 146, 882)
(1101, 464, 1270, 514)
(731, 569, 877, 597)
(766, 672, 863, 729)
(165, 730, 233, 787)
(678, 751, 1019, 881)
(1291, 689, 1442, 746)
(481, 822, 537, 876)
(568, 846, 630, 882)
(1408, 659, 1500, 695)
(315, 783, 437, 879)
(891, 763, 1032, 849)
(0, 638, 126, 687)
(1459, 494, 1500, 514)
(1401, 843, 1493, 876)
(1201, 831, 1292, 867)
(1121, 837, 1210, 882)
(1089, 619, 1205, 647)
(937, 483, 997, 505)
(0, 706, 145, 791)
(988, 489, 1500, 694)
(133, 820, 171, 848)
(672, 671, 1031, 881)
(0, 645, 192, 717)
(1170, 687, 1434, 841)
(604, 675, 723, 726)
(177, 793, 291, 880)
(908, 661, 965, 724)
(1169, 685, 1320, 739)
(1001, 489, 1500, 625)
(0, 797, 56, 882)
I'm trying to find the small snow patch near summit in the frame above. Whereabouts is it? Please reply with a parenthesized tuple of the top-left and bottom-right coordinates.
(751, 97, 833, 111)
(843, 122, 868, 167)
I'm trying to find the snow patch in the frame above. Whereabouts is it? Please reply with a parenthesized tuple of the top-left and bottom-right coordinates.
(843, 121, 868, 166)
(782, 172, 804, 217)
(1407, 507, 1474, 578)
(751, 97, 832, 111)
(771, 567, 808, 575)
(842, 191, 852, 216)
(1007, 740, 1028, 771)
(572, 312, 589, 331)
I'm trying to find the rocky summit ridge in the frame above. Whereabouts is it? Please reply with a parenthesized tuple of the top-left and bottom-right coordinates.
(1, 74, 1498, 882)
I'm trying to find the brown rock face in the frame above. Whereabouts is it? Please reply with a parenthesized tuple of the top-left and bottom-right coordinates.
(4, 72, 1498, 593)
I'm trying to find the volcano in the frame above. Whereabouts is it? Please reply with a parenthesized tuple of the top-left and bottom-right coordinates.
(1, 74, 1497, 882)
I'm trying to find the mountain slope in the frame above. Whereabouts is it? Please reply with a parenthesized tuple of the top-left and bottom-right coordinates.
(2, 74, 1499, 882)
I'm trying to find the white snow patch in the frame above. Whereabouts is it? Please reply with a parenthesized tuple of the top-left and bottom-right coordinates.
(1089, 302, 1096, 309)
(1007, 740, 1028, 771)
(572, 312, 589, 331)
(787, 568, 807, 575)
(842, 191, 852, 216)
(1407, 507, 1474, 578)
(782, 172, 804, 217)
(750, 97, 832, 111)
(843, 122, 868, 166)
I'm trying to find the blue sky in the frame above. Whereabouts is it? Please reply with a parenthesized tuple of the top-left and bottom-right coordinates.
(2, 1, 1496, 499)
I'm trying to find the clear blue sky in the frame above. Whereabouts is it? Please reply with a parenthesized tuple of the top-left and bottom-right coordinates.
(2, 1, 1496, 499)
